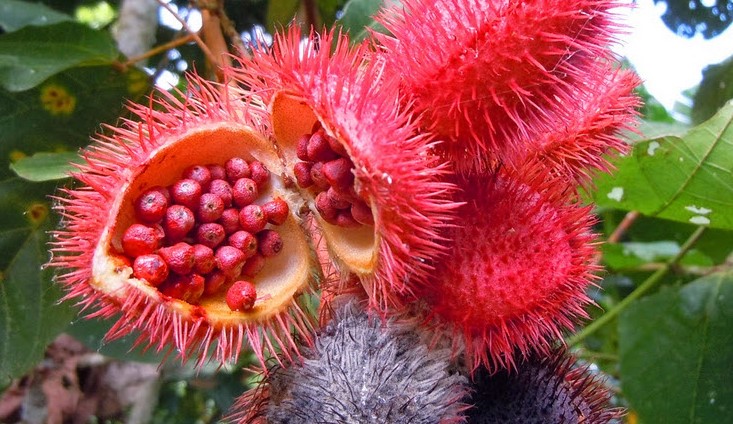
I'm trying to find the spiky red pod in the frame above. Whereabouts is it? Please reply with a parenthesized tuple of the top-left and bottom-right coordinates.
(467, 349, 624, 423)
(420, 170, 599, 372)
(514, 66, 641, 186)
(376, 0, 630, 173)
(50, 75, 317, 368)
(226, 28, 460, 313)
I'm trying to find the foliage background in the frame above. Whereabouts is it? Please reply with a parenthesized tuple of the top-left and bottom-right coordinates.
(0, 0, 732, 422)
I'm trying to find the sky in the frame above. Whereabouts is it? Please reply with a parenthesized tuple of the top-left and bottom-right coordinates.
(620, 0, 733, 111)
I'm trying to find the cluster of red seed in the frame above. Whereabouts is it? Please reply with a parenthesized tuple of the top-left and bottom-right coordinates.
(292, 126, 373, 227)
(120, 157, 289, 311)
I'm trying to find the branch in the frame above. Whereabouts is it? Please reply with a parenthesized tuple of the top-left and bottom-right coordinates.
(568, 225, 707, 346)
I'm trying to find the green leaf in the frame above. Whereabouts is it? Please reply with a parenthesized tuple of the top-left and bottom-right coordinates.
(602, 241, 712, 270)
(591, 101, 733, 230)
(0, 21, 118, 91)
(0, 64, 151, 180)
(10, 151, 82, 181)
(692, 55, 733, 125)
(0, 0, 71, 32)
(338, 0, 394, 43)
(619, 273, 733, 424)
(0, 178, 76, 385)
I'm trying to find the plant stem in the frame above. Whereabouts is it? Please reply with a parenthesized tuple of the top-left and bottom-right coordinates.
(607, 210, 640, 243)
(123, 34, 196, 67)
(567, 225, 707, 347)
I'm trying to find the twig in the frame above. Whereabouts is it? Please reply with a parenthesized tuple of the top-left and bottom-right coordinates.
(201, 8, 232, 70)
(156, 0, 221, 79)
(607, 210, 640, 243)
(302, 0, 319, 30)
(123, 34, 196, 67)
(568, 225, 707, 346)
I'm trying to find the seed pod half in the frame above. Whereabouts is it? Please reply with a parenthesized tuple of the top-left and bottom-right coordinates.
(228, 28, 460, 313)
(50, 76, 317, 367)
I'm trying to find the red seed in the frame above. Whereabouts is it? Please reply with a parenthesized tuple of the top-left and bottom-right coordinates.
(132, 254, 169, 286)
(257, 229, 283, 257)
(293, 162, 314, 188)
(158, 242, 196, 275)
(351, 200, 374, 225)
(326, 133, 348, 157)
(163, 205, 195, 242)
(183, 165, 212, 189)
(249, 161, 270, 188)
(262, 198, 289, 225)
(310, 162, 329, 190)
(296, 134, 310, 161)
(326, 186, 351, 210)
(151, 186, 171, 202)
(192, 244, 216, 274)
(239, 204, 267, 233)
(203, 270, 227, 295)
(322, 157, 354, 189)
(218, 208, 241, 234)
(242, 254, 266, 277)
(170, 179, 203, 210)
(196, 223, 226, 248)
(161, 273, 204, 303)
(226, 280, 257, 311)
(207, 164, 227, 180)
(315, 191, 338, 221)
(122, 224, 164, 257)
(336, 209, 361, 228)
(232, 178, 259, 207)
(198, 193, 225, 223)
(135, 188, 168, 223)
(215, 245, 247, 278)
(307, 132, 338, 162)
(228, 231, 258, 258)
(208, 179, 233, 208)
(225, 157, 251, 181)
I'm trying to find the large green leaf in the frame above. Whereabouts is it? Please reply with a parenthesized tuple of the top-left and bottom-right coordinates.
(0, 64, 150, 180)
(0, 0, 71, 32)
(10, 151, 82, 181)
(692, 55, 733, 125)
(591, 102, 733, 230)
(0, 178, 76, 385)
(0, 21, 118, 91)
(619, 273, 733, 424)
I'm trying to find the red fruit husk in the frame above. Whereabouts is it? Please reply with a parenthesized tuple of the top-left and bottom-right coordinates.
(421, 170, 599, 372)
(227, 28, 459, 313)
(49, 75, 317, 368)
(376, 0, 637, 173)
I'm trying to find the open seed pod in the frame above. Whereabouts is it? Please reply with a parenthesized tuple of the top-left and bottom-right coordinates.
(51, 76, 317, 367)
(227, 28, 459, 313)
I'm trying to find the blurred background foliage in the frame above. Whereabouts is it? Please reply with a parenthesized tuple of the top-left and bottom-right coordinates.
(0, 0, 732, 423)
